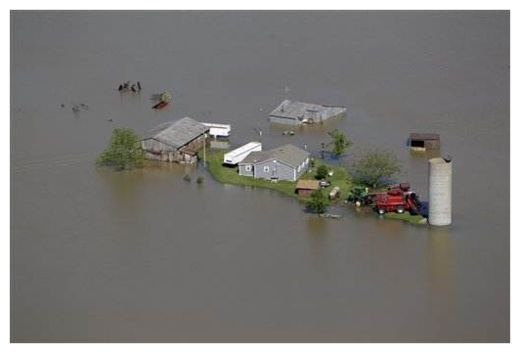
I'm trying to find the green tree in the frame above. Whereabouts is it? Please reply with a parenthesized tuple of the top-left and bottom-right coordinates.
(97, 128, 144, 170)
(328, 129, 352, 157)
(306, 189, 329, 214)
(315, 165, 329, 180)
(352, 149, 401, 189)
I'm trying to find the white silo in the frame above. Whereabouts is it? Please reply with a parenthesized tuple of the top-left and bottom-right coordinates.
(428, 157, 452, 226)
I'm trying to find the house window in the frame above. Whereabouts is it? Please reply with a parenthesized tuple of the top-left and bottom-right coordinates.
(263, 166, 270, 173)
(245, 164, 252, 172)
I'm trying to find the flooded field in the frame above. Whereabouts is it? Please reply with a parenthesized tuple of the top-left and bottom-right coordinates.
(11, 11, 509, 342)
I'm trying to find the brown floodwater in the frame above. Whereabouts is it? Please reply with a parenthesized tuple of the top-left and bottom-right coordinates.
(10, 11, 509, 342)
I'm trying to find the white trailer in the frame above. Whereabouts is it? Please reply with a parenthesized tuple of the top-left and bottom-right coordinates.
(201, 122, 231, 138)
(224, 142, 262, 165)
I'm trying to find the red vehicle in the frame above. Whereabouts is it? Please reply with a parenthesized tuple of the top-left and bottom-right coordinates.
(373, 183, 422, 215)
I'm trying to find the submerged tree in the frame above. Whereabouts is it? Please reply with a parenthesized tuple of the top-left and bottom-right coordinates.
(352, 149, 401, 189)
(97, 128, 144, 170)
(328, 129, 352, 157)
(306, 189, 329, 214)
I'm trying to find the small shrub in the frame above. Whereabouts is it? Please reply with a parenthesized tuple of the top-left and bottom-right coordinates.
(196, 176, 204, 184)
(315, 165, 329, 180)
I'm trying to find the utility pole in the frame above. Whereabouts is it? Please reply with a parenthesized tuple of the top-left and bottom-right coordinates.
(203, 133, 207, 168)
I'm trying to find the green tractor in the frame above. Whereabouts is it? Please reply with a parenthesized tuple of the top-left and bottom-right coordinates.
(345, 186, 374, 207)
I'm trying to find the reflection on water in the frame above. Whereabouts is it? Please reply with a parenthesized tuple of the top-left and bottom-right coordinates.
(425, 227, 455, 331)
(306, 216, 330, 275)
(409, 149, 442, 160)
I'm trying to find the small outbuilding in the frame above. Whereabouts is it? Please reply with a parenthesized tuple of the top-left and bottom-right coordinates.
(269, 99, 346, 125)
(141, 117, 209, 164)
(409, 133, 440, 151)
(295, 179, 320, 197)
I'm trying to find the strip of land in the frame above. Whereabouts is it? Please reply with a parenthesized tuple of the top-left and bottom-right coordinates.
(203, 149, 426, 225)
(204, 149, 352, 201)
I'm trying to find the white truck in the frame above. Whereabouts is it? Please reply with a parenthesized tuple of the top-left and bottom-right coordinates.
(224, 142, 262, 165)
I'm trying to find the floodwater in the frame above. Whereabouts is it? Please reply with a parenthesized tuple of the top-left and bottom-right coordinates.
(11, 11, 509, 342)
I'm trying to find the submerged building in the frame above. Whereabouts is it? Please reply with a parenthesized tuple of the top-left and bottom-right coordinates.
(269, 99, 346, 125)
(409, 133, 441, 151)
(238, 144, 310, 181)
(141, 117, 209, 164)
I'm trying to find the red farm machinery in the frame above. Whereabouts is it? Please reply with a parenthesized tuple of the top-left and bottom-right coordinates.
(373, 183, 422, 215)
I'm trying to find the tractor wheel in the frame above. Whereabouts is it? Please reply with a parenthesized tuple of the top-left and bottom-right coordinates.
(396, 206, 405, 214)
(377, 208, 385, 215)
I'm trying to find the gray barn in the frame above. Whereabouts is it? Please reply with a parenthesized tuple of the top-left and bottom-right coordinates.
(238, 144, 310, 181)
(269, 99, 346, 125)
(141, 117, 209, 164)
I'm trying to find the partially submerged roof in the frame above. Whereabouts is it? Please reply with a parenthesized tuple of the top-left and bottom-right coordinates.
(296, 179, 320, 190)
(143, 117, 209, 149)
(240, 144, 310, 167)
(269, 99, 346, 120)
(410, 133, 440, 141)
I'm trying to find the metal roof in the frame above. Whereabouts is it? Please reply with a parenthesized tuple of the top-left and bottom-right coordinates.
(143, 117, 209, 149)
(240, 150, 271, 164)
(240, 144, 310, 168)
(269, 99, 346, 120)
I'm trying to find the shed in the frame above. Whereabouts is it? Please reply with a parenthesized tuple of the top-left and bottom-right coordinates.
(409, 133, 440, 151)
(141, 117, 209, 163)
(269, 99, 346, 125)
(295, 179, 320, 197)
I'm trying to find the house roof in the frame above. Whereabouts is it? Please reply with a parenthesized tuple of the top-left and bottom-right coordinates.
(143, 117, 209, 149)
(296, 179, 320, 190)
(240, 144, 310, 168)
(269, 99, 346, 120)
(410, 133, 440, 141)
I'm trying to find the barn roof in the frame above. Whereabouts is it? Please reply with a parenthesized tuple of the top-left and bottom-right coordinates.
(143, 117, 209, 149)
(240, 144, 310, 168)
(269, 99, 346, 120)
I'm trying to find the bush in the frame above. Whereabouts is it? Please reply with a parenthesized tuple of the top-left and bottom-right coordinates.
(352, 149, 401, 189)
(306, 189, 329, 214)
(196, 176, 204, 184)
(315, 165, 329, 180)
(97, 128, 144, 170)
